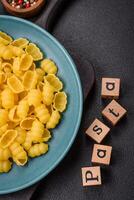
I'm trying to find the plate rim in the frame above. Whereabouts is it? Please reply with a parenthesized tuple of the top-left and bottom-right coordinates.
(0, 15, 83, 194)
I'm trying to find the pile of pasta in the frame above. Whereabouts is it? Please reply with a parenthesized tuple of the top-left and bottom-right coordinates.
(0, 31, 67, 173)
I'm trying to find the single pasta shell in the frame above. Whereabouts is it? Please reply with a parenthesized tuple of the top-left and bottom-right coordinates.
(53, 92, 67, 112)
(44, 74, 63, 91)
(42, 81, 55, 106)
(1, 87, 15, 109)
(0, 160, 12, 173)
(13, 156, 28, 166)
(0, 31, 13, 44)
(0, 129, 17, 148)
(9, 45, 25, 57)
(15, 126, 26, 144)
(22, 70, 38, 90)
(41, 128, 51, 142)
(8, 106, 20, 122)
(0, 147, 11, 161)
(12, 57, 22, 76)
(20, 54, 33, 71)
(7, 75, 24, 93)
(20, 117, 35, 130)
(11, 38, 29, 49)
(27, 89, 42, 107)
(25, 43, 43, 61)
(2, 62, 12, 73)
(2, 46, 14, 60)
(41, 59, 57, 74)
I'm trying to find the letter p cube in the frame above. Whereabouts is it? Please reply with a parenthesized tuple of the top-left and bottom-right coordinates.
(81, 166, 101, 186)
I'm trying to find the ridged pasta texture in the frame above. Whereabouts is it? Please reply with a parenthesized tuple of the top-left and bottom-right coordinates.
(0, 160, 12, 173)
(46, 110, 61, 129)
(9, 142, 28, 166)
(0, 31, 67, 173)
(28, 143, 48, 158)
(0, 147, 11, 160)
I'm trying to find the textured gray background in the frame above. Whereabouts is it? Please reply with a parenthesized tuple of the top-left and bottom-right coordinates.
(1, 0, 134, 199)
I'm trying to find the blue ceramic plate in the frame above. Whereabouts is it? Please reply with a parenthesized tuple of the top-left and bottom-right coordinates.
(0, 16, 83, 194)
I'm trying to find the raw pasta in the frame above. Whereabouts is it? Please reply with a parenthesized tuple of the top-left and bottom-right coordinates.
(44, 74, 63, 92)
(9, 142, 28, 166)
(28, 89, 42, 107)
(17, 100, 29, 119)
(1, 87, 14, 109)
(28, 143, 48, 158)
(11, 38, 29, 49)
(53, 92, 67, 112)
(42, 81, 54, 106)
(0, 160, 12, 173)
(35, 104, 50, 124)
(41, 59, 57, 74)
(0, 109, 8, 127)
(22, 70, 38, 90)
(46, 110, 61, 129)
(0, 147, 11, 160)
(0, 31, 67, 173)
(0, 130, 17, 148)
(26, 43, 43, 61)
(19, 54, 33, 71)
(31, 119, 44, 142)
(7, 75, 24, 93)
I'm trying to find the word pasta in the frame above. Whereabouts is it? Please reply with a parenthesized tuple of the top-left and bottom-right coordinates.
(0, 31, 67, 173)
(82, 77, 127, 186)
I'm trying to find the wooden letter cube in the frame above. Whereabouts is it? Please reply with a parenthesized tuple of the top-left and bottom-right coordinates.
(86, 118, 110, 143)
(101, 78, 120, 99)
(91, 144, 112, 165)
(102, 100, 127, 125)
(81, 166, 101, 186)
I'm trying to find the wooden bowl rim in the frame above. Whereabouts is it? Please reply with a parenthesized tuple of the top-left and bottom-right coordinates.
(1, 0, 45, 13)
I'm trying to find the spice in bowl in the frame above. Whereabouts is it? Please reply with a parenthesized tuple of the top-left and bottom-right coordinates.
(1, 0, 45, 18)
(7, 0, 38, 9)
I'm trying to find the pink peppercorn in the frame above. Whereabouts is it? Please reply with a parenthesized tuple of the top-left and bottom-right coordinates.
(18, 0, 23, 4)
(25, 2, 30, 8)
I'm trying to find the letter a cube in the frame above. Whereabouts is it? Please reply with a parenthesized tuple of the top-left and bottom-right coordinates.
(101, 78, 120, 99)
(91, 144, 112, 165)
(81, 166, 102, 186)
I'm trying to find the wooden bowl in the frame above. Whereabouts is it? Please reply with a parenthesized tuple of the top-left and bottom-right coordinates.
(1, 0, 46, 18)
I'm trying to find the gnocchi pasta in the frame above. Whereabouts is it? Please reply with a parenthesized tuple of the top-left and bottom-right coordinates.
(0, 31, 67, 173)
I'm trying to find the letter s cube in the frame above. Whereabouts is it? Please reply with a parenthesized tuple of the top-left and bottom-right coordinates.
(86, 118, 110, 143)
